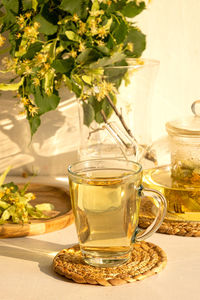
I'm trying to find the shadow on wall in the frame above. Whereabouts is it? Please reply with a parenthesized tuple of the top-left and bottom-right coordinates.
(0, 91, 80, 176)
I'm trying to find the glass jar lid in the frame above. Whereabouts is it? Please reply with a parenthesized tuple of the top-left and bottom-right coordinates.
(166, 100, 200, 137)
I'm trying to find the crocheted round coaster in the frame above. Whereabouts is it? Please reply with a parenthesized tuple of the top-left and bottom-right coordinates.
(139, 199, 200, 237)
(53, 242, 167, 286)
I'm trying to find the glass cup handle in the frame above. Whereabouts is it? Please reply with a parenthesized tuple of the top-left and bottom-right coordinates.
(135, 187, 167, 242)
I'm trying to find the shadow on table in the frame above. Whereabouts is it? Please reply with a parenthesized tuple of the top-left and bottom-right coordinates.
(0, 238, 76, 282)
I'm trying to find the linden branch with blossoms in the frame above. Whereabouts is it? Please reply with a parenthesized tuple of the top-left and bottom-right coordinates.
(0, 0, 149, 137)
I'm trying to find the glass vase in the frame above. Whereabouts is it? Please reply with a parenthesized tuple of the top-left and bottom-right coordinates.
(78, 58, 159, 168)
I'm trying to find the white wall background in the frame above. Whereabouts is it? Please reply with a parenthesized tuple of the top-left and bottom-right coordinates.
(0, 0, 200, 175)
(137, 0, 200, 141)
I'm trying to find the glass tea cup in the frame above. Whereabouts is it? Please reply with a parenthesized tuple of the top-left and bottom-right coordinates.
(68, 159, 166, 267)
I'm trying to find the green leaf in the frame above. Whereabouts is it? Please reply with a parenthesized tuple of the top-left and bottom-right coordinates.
(28, 115, 41, 136)
(34, 14, 58, 35)
(34, 87, 60, 114)
(122, 1, 146, 18)
(22, 0, 32, 10)
(87, 96, 103, 124)
(104, 61, 128, 85)
(44, 69, 55, 95)
(76, 48, 101, 65)
(0, 200, 10, 210)
(94, 94, 116, 124)
(82, 75, 92, 85)
(82, 102, 95, 126)
(90, 53, 126, 69)
(1, 14, 15, 30)
(1, 209, 11, 221)
(32, 0, 38, 11)
(91, 0, 99, 12)
(0, 78, 24, 91)
(2, 182, 18, 193)
(20, 183, 30, 196)
(22, 42, 43, 60)
(35, 203, 54, 211)
(125, 27, 146, 58)
(2, 0, 19, 15)
(103, 18, 112, 32)
(65, 31, 81, 42)
(1, 0, 19, 29)
(71, 82, 82, 97)
(0, 11, 4, 18)
(52, 58, 74, 74)
(0, 166, 11, 186)
(104, 0, 127, 13)
(102, 94, 116, 119)
(112, 18, 128, 44)
(95, 111, 104, 124)
(88, 95, 102, 114)
(96, 45, 110, 56)
(59, 0, 89, 18)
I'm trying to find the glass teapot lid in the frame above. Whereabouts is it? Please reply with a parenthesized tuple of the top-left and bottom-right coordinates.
(166, 100, 200, 137)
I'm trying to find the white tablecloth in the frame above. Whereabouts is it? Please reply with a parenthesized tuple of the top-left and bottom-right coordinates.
(1, 224, 200, 300)
(0, 177, 200, 300)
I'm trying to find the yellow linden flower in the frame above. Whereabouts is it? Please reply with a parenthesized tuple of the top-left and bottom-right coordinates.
(96, 17, 102, 24)
(78, 21, 86, 35)
(0, 34, 6, 47)
(35, 53, 48, 64)
(5, 188, 11, 194)
(72, 14, 79, 22)
(16, 15, 25, 25)
(24, 65, 32, 75)
(19, 45, 27, 53)
(127, 42, 134, 52)
(28, 105, 38, 117)
(38, 69, 46, 78)
(95, 80, 115, 101)
(33, 22, 40, 30)
(21, 97, 30, 106)
(24, 26, 38, 38)
(97, 27, 107, 38)
(90, 20, 98, 36)
(90, 10, 104, 17)
(70, 49, 77, 58)
(0, 191, 5, 198)
(43, 63, 50, 70)
(32, 78, 40, 86)
(25, 12, 32, 19)
(16, 32, 21, 39)
(31, 194, 36, 200)
(16, 202, 24, 209)
(79, 42, 85, 52)
(97, 40, 105, 46)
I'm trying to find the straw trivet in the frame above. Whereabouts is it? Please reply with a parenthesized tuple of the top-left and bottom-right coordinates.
(53, 242, 167, 286)
(139, 199, 200, 237)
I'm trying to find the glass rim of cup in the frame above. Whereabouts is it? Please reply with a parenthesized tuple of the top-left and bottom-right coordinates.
(68, 158, 142, 182)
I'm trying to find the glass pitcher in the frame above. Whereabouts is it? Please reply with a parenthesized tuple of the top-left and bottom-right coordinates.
(78, 58, 159, 169)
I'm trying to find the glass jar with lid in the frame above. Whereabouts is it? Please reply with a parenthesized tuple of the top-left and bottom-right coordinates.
(166, 100, 200, 183)
(143, 101, 200, 221)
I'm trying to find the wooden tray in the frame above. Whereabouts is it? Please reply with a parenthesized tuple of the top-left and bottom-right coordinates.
(0, 183, 74, 238)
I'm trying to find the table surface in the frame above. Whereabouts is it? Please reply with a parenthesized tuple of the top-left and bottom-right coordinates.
(0, 177, 200, 300)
